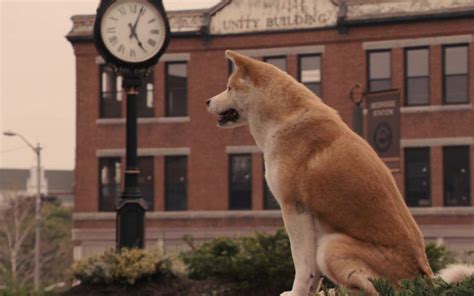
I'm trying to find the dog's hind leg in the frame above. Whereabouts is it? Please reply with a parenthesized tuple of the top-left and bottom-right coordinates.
(317, 233, 380, 296)
(280, 203, 321, 296)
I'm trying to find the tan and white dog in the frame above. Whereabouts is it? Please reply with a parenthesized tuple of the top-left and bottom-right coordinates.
(206, 50, 473, 295)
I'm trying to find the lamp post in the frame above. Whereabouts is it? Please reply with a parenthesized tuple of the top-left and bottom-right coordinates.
(3, 130, 42, 290)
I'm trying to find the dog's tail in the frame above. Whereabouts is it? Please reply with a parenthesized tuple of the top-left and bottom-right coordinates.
(437, 264, 474, 283)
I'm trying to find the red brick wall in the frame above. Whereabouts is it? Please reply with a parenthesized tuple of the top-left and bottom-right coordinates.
(71, 17, 474, 215)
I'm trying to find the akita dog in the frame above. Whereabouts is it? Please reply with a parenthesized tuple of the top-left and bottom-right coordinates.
(206, 50, 473, 295)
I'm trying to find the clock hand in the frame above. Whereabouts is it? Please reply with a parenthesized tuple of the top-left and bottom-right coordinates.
(128, 23, 147, 52)
(129, 6, 144, 38)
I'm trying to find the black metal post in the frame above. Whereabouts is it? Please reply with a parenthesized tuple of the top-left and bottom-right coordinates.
(116, 74, 147, 250)
(352, 104, 364, 137)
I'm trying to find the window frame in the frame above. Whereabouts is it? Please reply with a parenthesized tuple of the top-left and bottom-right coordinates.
(136, 71, 155, 118)
(404, 147, 431, 207)
(228, 154, 252, 210)
(442, 44, 470, 105)
(443, 145, 471, 207)
(404, 47, 430, 106)
(99, 64, 122, 119)
(98, 157, 122, 212)
(263, 55, 288, 72)
(165, 61, 188, 117)
(137, 156, 155, 211)
(164, 155, 188, 211)
(367, 49, 392, 92)
(297, 53, 322, 97)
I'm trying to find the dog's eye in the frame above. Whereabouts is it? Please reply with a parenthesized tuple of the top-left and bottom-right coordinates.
(227, 87, 231, 92)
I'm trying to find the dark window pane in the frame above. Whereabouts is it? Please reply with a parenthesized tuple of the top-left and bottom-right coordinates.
(407, 48, 429, 77)
(99, 157, 121, 211)
(138, 157, 154, 210)
(165, 156, 187, 211)
(166, 63, 187, 117)
(406, 77, 429, 105)
(137, 72, 154, 118)
(265, 57, 287, 72)
(229, 154, 252, 210)
(303, 82, 321, 97)
(100, 65, 122, 118)
(444, 46, 468, 75)
(263, 180, 279, 210)
(369, 51, 391, 79)
(369, 79, 391, 92)
(443, 146, 470, 206)
(228, 60, 235, 76)
(299, 55, 321, 97)
(445, 75, 469, 104)
(404, 148, 431, 207)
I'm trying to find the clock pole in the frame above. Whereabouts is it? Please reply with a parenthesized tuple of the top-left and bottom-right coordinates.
(94, 0, 171, 251)
(116, 73, 147, 249)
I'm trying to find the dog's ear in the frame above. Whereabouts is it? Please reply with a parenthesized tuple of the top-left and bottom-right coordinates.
(225, 50, 253, 71)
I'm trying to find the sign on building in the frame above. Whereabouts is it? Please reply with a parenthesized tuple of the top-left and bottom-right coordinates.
(366, 89, 401, 173)
(210, 0, 338, 35)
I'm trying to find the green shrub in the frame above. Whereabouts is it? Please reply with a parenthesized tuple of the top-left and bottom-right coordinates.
(425, 243, 455, 273)
(181, 229, 294, 293)
(71, 248, 173, 285)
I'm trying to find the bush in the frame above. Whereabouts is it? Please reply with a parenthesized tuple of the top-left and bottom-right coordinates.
(71, 248, 173, 285)
(181, 229, 294, 293)
(425, 242, 455, 273)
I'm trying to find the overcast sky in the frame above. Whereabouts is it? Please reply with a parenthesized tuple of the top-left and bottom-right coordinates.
(0, 0, 219, 170)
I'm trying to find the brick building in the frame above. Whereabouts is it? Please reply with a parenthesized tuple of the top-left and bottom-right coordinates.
(67, 0, 474, 260)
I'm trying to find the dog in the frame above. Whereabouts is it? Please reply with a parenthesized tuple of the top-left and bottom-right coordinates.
(206, 50, 473, 295)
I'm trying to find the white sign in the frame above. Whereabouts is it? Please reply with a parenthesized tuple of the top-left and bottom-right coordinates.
(210, 0, 338, 35)
(301, 69, 320, 82)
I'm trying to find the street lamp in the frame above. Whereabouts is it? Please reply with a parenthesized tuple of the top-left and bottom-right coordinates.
(3, 130, 42, 290)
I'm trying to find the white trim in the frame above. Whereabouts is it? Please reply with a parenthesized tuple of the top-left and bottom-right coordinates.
(96, 117, 190, 125)
(401, 137, 473, 148)
(236, 45, 325, 58)
(96, 147, 191, 157)
(401, 104, 472, 113)
(363, 34, 473, 50)
(225, 145, 262, 154)
(410, 207, 474, 216)
(73, 210, 281, 221)
(161, 53, 190, 62)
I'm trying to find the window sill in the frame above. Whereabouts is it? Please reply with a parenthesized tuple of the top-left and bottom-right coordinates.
(400, 104, 472, 113)
(96, 117, 190, 125)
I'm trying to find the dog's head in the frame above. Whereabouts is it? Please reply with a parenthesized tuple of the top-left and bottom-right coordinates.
(206, 50, 269, 128)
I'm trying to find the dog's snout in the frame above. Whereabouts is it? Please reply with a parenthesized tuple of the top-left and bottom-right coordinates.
(206, 99, 211, 107)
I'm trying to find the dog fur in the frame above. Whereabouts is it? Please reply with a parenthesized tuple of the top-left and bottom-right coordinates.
(206, 50, 472, 295)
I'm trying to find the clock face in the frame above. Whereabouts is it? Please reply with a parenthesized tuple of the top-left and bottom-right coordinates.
(101, 0, 166, 63)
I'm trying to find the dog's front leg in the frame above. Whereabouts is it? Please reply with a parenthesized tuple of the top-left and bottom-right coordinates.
(280, 203, 321, 296)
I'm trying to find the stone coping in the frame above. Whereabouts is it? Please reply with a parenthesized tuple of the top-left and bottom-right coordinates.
(73, 207, 474, 221)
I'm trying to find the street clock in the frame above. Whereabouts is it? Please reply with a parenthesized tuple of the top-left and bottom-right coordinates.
(94, 0, 170, 75)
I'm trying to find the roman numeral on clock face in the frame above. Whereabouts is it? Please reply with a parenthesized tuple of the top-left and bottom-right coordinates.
(148, 39, 157, 47)
(150, 29, 159, 34)
(118, 7, 126, 15)
(118, 44, 125, 55)
(107, 27, 116, 34)
(129, 4, 137, 13)
(109, 36, 118, 46)
(130, 49, 136, 58)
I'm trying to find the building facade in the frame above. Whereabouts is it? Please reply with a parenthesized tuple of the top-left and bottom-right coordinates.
(67, 0, 474, 260)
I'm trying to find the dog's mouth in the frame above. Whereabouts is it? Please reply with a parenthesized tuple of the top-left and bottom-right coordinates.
(218, 108, 240, 125)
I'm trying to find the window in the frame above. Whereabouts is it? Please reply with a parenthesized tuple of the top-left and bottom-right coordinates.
(100, 65, 122, 118)
(138, 157, 154, 210)
(405, 48, 429, 106)
(99, 157, 121, 211)
(264, 56, 287, 72)
(298, 55, 322, 97)
(443, 45, 469, 104)
(137, 71, 154, 118)
(165, 156, 187, 211)
(228, 59, 236, 76)
(368, 50, 391, 92)
(443, 146, 470, 206)
(263, 179, 279, 209)
(166, 62, 187, 117)
(229, 154, 252, 210)
(404, 148, 431, 207)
